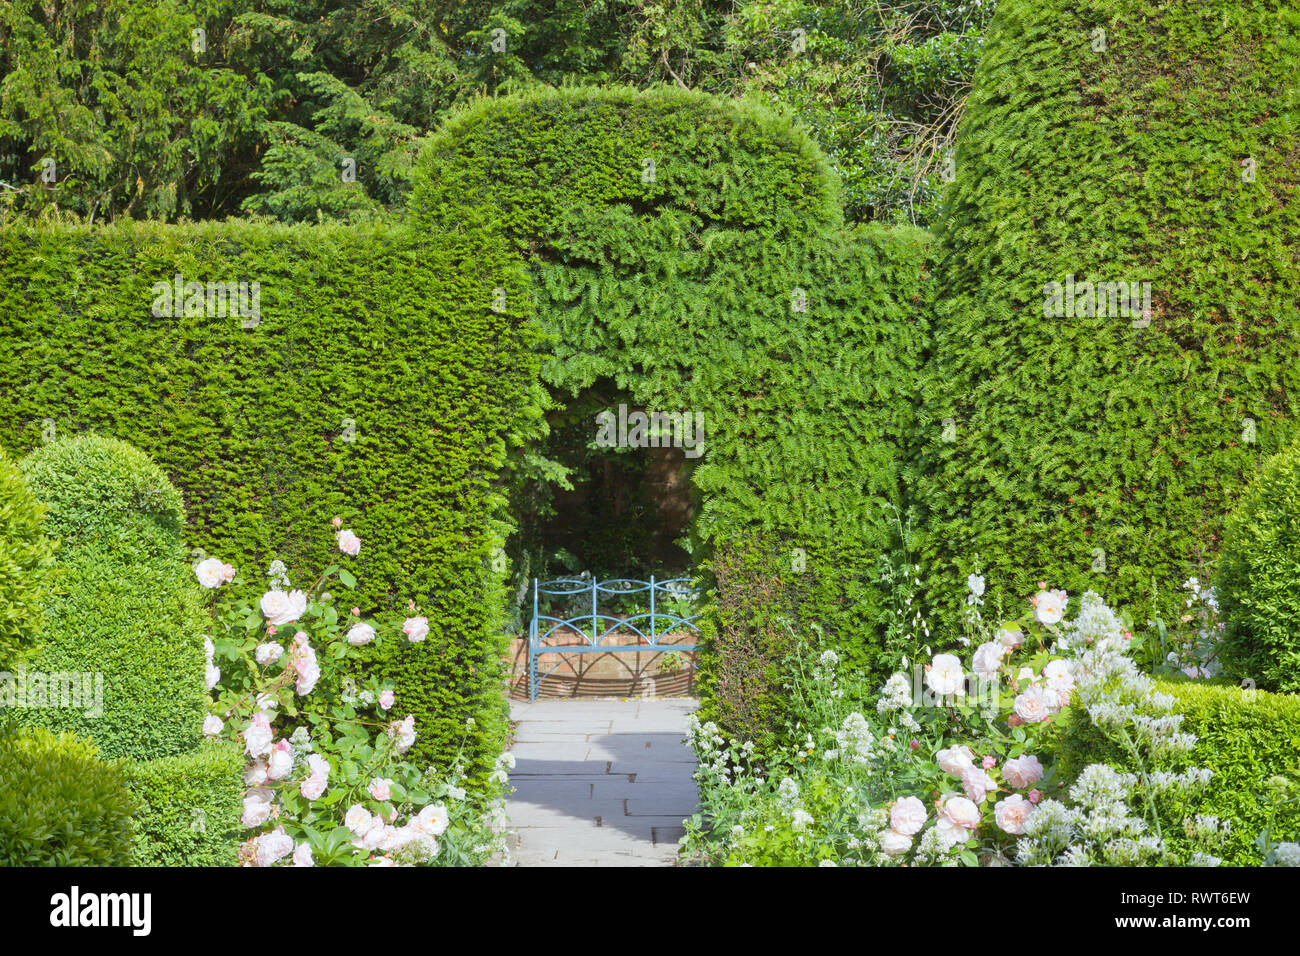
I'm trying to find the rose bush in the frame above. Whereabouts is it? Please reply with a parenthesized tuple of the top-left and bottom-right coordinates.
(198, 520, 510, 866)
(682, 580, 1253, 867)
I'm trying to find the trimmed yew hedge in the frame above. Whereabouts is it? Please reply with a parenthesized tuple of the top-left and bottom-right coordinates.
(0, 220, 539, 777)
(913, 0, 1300, 631)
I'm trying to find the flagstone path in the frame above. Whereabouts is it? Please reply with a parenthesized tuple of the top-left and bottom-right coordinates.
(503, 698, 698, 867)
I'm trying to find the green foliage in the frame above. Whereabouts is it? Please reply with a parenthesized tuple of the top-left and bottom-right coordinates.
(712, 0, 994, 224)
(16, 435, 208, 760)
(0, 727, 137, 866)
(695, 533, 889, 753)
(0, 0, 272, 221)
(0, 447, 55, 669)
(913, 0, 1300, 636)
(1215, 440, 1300, 693)
(0, 221, 539, 775)
(122, 740, 244, 867)
(413, 87, 935, 747)
(1054, 677, 1300, 865)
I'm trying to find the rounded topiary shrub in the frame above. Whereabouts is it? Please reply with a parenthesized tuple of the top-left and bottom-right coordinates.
(0, 448, 56, 669)
(18, 434, 207, 760)
(1215, 441, 1300, 692)
(913, 0, 1300, 631)
(0, 727, 136, 866)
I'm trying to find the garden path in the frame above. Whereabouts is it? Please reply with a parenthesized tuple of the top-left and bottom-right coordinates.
(503, 698, 698, 866)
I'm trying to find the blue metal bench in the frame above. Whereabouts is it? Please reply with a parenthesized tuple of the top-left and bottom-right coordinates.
(528, 576, 701, 702)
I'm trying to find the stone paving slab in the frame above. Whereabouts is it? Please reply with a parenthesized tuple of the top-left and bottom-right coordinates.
(502, 698, 698, 867)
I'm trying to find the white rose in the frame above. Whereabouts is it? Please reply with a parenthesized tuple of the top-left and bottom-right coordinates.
(926, 654, 966, 696)
(936, 744, 975, 777)
(244, 760, 269, 787)
(1043, 659, 1075, 709)
(418, 804, 451, 837)
(997, 625, 1025, 648)
(345, 804, 375, 837)
(255, 642, 284, 666)
(878, 829, 912, 856)
(242, 789, 274, 828)
(267, 742, 294, 780)
(403, 616, 429, 643)
(1013, 686, 1050, 723)
(306, 754, 330, 780)
(1035, 589, 1068, 626)
(994, 794, 1034, 835)
(971, 641, 1006, 680)
(337, 529, 361, 556)
(205, 662, 221, 691)
(934, 815, 967, 849)
(194, 557, 228, 589)
(260, 589, 308, 626)
(202, 714, 224, 736)
(889, 796, 927, 836)
(242, 713, 274, 758)
(292, 842, 315, 867)
(346, 622, 376, 646)
(368, 777, 393, 801)
(940, 794, 981, 830)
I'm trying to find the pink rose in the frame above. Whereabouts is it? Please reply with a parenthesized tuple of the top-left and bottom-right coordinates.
(403, 616, 429, 643)
(1002, 754, 1044, 789)
(1013, 686, 1049, 723)
(242, 788, 274, 828)
(254, 827, 294, 867)
(300, 774, 327, 801)
(368, 777, 393, 801)
(961, 765, 997, 804)
(940, 794, 981, 831)
(994, 794, 1034, 835)
(889, 796, 927, 837)
(379, 689, 395, 710)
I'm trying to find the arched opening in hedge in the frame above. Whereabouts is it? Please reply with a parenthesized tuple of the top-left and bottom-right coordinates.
(410, 86, 936, 720)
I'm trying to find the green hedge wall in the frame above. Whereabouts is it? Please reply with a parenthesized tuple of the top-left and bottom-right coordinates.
(411, 87, 935, 739)
(0, 220, 539, 777)
(1054, 677, 1300, 865)
(912, 0, 1300, 631)
(0, 447, 55, 669)
(122, 740, 244, 867)
(17, 434, 208, 761)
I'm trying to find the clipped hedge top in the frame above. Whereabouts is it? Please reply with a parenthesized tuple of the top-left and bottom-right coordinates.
(21, 433, 184, 552)
(410, 84, 844, 243)
(915, 0, 1300, 628)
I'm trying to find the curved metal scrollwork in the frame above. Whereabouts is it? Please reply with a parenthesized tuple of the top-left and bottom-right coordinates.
(528, 576, 700, 701)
